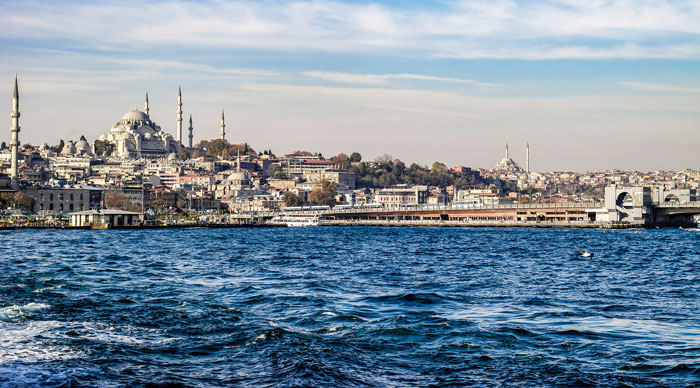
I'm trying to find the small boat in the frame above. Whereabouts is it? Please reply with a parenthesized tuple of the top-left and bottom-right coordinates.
(580, 250, 594, 258)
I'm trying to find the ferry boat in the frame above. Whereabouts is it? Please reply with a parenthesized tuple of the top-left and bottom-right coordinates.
(270, 214, 322, 227)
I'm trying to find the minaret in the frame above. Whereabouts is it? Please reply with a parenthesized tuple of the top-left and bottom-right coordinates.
(236, 148, 241, 173)
(220, 110, 226, 140)
(176, 86, 183, 146)
(505, 142, 509, 159)
(188, 115, 193, 148)
(526, 142, 530, 174)
(10, 75, 20, 190)
(144, 92, 149, 116)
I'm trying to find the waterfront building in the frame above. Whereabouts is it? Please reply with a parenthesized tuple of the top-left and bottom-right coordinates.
(375, 185, 429, 209)
(25, 185, 102, 214)
(68, 209, 141, 228)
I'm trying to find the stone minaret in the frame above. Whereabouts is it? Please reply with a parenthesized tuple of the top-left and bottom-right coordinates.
(144, 92, 149, 116)
(505, 143, 509, 159)
(236, 148, 241, 172)
(188, 115, 193, 148)
(220, 110, 226, 140)
(10, 75, 20, 190)
(176, 86, 183, 146)
(526, 142, 530, 173)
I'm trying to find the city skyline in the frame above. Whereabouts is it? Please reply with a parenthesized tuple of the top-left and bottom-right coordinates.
(1, 0, 699, 171)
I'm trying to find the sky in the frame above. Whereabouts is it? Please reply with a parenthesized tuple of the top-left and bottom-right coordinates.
(0, 0, 699, 172)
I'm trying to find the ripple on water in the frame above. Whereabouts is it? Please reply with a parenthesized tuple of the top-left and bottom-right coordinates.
(0, 227, 699, 387)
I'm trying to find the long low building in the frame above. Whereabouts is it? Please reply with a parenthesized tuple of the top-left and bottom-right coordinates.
(68, 209, 142, 228)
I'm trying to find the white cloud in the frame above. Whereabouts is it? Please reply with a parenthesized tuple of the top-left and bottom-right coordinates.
(302, 71, 487, 86)
(619, 81, 700, 94)
(0, 0, 699, 59)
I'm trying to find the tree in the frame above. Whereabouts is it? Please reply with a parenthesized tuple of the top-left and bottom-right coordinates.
(431, 161, 448, 172)
(0, 142, 6, 149)
(375, 154, 393, 164)
(0, 192, 13, 209)
(12, 191, 33, 211)
(308, 180, 336, 206)
(192, 149, 204, 158)
(282, 192, 303, 207)
(94, 140, 115, 156)
(272, 171, 287, 179)
(331, 153, 350, 170)
(104, 191, 133, 211)
(52, 139, 65, 153)
(349, 152, 362, 162)
(177, 148, 190, 159)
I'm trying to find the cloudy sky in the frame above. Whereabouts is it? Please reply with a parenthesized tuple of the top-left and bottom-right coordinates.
(1, 0, 699, 171)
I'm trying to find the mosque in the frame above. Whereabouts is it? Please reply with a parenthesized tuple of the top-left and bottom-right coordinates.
(494, 143, 530, 174)
(97, 88, 227, 159)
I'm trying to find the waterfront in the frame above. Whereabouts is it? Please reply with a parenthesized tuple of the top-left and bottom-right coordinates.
(1, 227, 699, 387)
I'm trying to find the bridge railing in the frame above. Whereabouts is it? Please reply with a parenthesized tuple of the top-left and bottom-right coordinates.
(655, 200, 700, 208)
(277, 201, 605, 216)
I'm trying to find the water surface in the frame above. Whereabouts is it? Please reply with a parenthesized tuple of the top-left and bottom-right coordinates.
(1, 227, 699, 387)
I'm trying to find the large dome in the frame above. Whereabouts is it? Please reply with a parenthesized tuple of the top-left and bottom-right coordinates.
(121, 109, 150, 122)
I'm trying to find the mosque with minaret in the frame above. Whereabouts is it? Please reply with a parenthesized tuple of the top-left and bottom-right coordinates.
(96, 87, 227, 159)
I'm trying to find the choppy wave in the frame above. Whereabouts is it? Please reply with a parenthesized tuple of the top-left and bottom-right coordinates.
(0, 227, 699, 387)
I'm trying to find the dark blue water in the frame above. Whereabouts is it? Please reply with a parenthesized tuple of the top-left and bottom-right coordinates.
(1, 227, 699, 387)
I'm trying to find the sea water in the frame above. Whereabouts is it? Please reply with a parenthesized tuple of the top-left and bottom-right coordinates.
(1, 227, 699, 387)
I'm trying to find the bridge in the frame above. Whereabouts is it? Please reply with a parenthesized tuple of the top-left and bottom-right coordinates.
(276, 186, 700, 228)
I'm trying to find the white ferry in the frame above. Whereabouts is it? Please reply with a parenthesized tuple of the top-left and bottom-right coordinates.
(270, 214, 322, 227)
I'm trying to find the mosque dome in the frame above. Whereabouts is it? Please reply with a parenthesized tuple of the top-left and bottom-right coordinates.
(121, 109, 150, 122)
(61, 140, 76, 155)
(227, 171, 250, 182)
(76, 140, 91, 153)
(494, 143, 522, 172)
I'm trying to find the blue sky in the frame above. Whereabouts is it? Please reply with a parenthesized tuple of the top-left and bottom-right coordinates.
(1, 0, 699, 171)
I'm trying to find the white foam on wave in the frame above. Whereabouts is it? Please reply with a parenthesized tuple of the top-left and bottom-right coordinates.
(0, 320, 81, 363)
(0, 302, 50, 321)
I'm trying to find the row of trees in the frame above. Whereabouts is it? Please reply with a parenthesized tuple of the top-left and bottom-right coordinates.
(0, 192, 34, 211)
(192, 139, 255, 159)
(349, 158, 474, 189)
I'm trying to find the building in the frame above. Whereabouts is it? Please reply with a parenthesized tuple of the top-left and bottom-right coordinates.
(375, 185, 429, 209)
(303, 170, 356, 189)
(25, 185, 103, 214)
(97, 93, 180, 159)
(69, 209, 142, 228)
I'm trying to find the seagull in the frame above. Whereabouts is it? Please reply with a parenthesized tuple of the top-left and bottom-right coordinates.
(580, 250, 594, 258)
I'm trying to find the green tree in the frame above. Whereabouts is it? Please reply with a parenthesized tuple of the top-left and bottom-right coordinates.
(94, 139, 115, 156)
(349, 152, 362, 162)
(273, 170, 287, 179)
(282, 192, 303, 207)
(308, 180, 336, 206)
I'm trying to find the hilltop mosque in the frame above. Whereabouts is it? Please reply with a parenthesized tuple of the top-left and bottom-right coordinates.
(97, 88, 226, 159)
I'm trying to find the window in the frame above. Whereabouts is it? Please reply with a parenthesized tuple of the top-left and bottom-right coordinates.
(69, 203, 74, 211)
(70, 193, 74, 201)
(50, 193, 54, 201)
